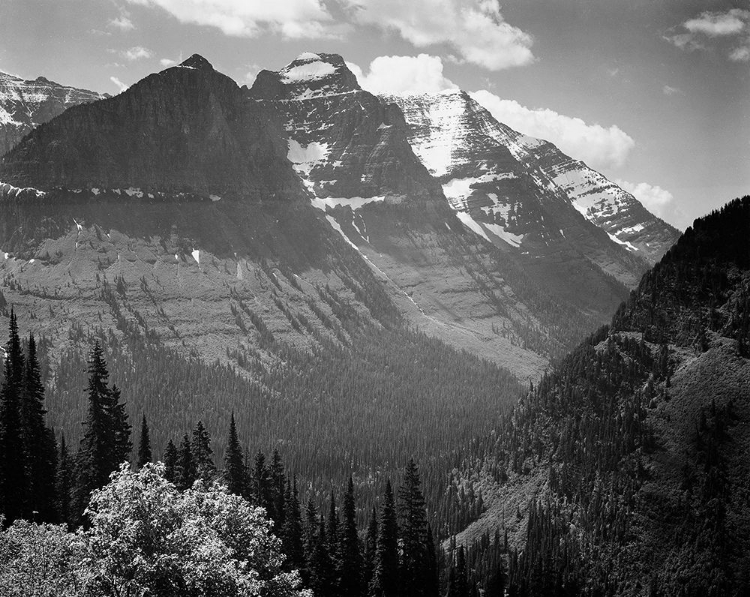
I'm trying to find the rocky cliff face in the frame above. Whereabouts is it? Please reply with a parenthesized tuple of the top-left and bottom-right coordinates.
(0, 53, 676, 379)
(0, 55, 301, 199)
(385, 90, 679, 279)
(0, 71, 105, 157)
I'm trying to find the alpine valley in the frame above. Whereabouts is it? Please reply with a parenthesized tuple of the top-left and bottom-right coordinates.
(4, 51, 744, 597)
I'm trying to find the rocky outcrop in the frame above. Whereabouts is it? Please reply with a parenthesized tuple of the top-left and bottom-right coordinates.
(0, 55, 303, 200)
(385, 90, 679, 284)
(0, 71, 105, 157)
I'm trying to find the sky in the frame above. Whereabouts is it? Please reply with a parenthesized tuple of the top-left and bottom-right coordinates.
(1, 0, 748, 229)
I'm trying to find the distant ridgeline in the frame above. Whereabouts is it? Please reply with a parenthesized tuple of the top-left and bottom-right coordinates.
(447, 196, 750, 596)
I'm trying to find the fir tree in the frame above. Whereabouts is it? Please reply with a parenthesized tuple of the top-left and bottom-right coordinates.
(271, 449, 285, 525)
(0, 311, 29, 524)
(370, 480, 399, 597)
(282, 476, 305, 573)
(223, 413, 245, 496)
(163, 439, 178, 484)
(136, 414, 152, 469)
(424, 524, 439, 597)
(339, 476, 363, 597)
(398, 459, 429, 597)
(56, 433, 72, 528)
(252, 450, 270, 509)
(74, 342, 130, 522)
(363, 506, 379, 592)
(309, 515, 336, 597)
(21, 333, 56, 521)
(455, 545, 468, 597)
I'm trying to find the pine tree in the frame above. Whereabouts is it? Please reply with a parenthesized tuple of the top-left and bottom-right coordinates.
(21, 333, 56, 521)
(223, 413, 245, 496)
(253, 450, 272, 512)
(176, 433, 195, 490)
(398, 459, 429, 597)
(74, 342, 130, 522)
(339, 476, 363, 597)
(0, 311, 29, 524)
(271, 449, 285, 525)
(282, 476, 305, 573)
(309, 515, 336, 597)
(56, 433, 72, 528)
(163, 439, 178, 484)
(363, 506, 379, 592)
(191, 420, 215, 483)
(136, 414, 152, 469)
(370, 480, 399, 597)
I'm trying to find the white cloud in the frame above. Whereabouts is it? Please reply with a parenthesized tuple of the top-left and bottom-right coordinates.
(471, 90, 635, 170)
(123, 46, 153, 61)
(684, 9, 749, 37)
(668, 9, 750, 60)
(160, 58, 177, 67)
(729, 45, 750, 62)
(615, 179, 679, 223)
(348, 0, 534, 70)
(126, 0, 338, 39)
(110, 77, 128, 92)
(349, 54, 458, 94)
(662, 85, 682, 96)
(109, 15, 135, 31)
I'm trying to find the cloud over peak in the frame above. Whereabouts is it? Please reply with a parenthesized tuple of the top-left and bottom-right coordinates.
(471, 90, 635, 171)
(349, 54, 458, 94)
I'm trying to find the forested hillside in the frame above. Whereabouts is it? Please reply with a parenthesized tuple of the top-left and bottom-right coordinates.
(448, 196, 750, 596)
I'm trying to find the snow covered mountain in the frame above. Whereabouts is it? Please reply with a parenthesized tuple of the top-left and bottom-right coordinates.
(384, 90, 679, 269)
(0, 70, 105, 157)
(0, 53, 678, 380)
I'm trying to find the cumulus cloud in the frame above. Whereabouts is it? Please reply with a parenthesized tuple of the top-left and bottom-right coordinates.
(683, 9, 749, 37)
(109, 15, 135, 31)
(471, 90, 635, 171)
(615, 179, 679, 223)
(348, 0, 534, 70)
(110, 76, 128, 92)
(160, 58, 177, 67)
(349, 54, 458, 94)
(126, 0, 339, 39)
(667, 9, 750, 61)
(729, 45, 750, 62)
(123, 46, 153, 61)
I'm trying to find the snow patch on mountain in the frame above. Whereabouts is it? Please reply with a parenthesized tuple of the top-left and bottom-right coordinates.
(282, 60, 336, 84)
(443, 174, 515, 210)
(287, 140, 329, 176)
(311, 196, 385, 211)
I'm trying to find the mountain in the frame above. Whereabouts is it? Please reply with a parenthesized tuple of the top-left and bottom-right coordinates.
(450, 196, 750, 595)
(0, 70, 106, 157)
(0, 52, 682, 515)
(385, 90, 679, 274)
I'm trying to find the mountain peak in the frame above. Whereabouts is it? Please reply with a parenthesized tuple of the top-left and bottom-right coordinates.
(249, 52, 360, 101)
(179, 54, 213, 71)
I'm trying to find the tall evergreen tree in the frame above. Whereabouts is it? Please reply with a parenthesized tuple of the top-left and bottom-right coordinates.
(424, 524, 439, 597)
(364, 506, 379, 592)
(370, 480, 399, 597)
(20, 333, 56, 521)
(282, 476, 305, 573)
(398, 459, 429, 597)
(191, 420, 215, 483)
(339, 476, 363, 597)
(271, 449, 285, 525)
(455, 545, 468, 597)
(163, 439, 178, 484)
(74, 342, 130, 522)
(136, 414, 152, 469)
(56, 433, 72, 528)
(309, 515, 336, 597)
(0, 311, 29, 524)
(223, 413, 245, 496)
